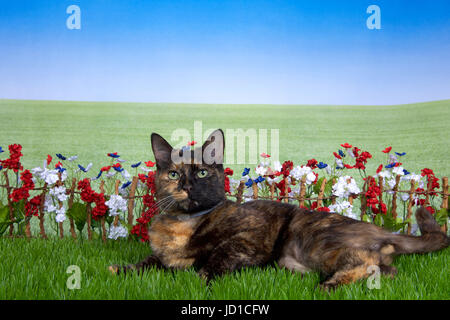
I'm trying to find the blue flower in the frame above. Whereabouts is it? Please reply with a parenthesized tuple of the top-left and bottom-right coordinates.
(56, 153, 66, 160)
(93, 170, 103, 180)
(385, 163, 396, 169)
(403, 169, 410, 175)
(0, 146, 3, 153)
(57, 167, 66, 173)
(245, 178, 253, 187)
(121, 181, 132, 189)
(78, 164, 87, 172)
(395, 152, 406, 156)
(131, 162, 141, 168)
(107, 152, 120, 158)
(255, 176, 265, 184)
(317, 162, 328, 169)
(338, 150, 345, 157)
(113, 166, 124, 173)
(0, 165, 2, 170)
(242, 168, 250, 176)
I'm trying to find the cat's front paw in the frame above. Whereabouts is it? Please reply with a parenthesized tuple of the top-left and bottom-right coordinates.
(108, 265, 120, 275)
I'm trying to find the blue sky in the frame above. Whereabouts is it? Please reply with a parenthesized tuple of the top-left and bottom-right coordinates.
(0, 0, 449, 105)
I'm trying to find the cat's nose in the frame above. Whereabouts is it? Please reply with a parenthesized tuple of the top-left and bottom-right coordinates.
(182, 184, 192, 193)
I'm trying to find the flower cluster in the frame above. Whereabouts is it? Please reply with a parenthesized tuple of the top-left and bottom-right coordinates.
(0, 144, 23, 172)
(77, 178, 108, 220)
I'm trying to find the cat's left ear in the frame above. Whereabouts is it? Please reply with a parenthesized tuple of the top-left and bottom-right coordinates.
(151, 133, 173, 169)
(202, 129, 224, 165)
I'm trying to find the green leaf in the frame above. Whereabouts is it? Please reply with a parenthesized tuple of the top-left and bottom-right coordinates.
(12, 200, 25, 223)
(66, 202, 87, 233)
(0, 205, 13, 236)
(435, 208, 448, 226)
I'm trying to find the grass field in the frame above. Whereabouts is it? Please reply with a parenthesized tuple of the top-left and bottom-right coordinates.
(0, 99, 449, 300)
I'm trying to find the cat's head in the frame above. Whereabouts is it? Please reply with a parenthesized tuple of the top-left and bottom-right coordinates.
(151, 129, 226, 214)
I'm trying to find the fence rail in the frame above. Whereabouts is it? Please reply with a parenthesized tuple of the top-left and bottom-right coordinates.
(1, 174, 448, 241)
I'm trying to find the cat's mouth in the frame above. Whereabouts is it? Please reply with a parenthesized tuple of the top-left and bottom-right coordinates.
(178, 199, 200, 212)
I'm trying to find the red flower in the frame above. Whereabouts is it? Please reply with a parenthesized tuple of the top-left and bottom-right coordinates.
(281, 160, 293, 177)
(187, 141, 197, 146)
(340, 143, 352, 149)
(0, 144, 24, 172)
(145, 160, 155, 167)
(101, 166, 111, 172)
(224, 168, 233, 176)
(333, 152, 342, 160)
(260, 153, 271, 158)
(317, 207, 330, 212)
(344, 164, 354, 169)
(55, 161, 63, 169)
(421, 168, 434, 177)
(425, 206, 435, 215)
(376, 164, 383, 174)
(46, 155, 52, 166)
(306, 159, 318, 169)
(382, 146, 392, 153)
(112, 163, 121, 168)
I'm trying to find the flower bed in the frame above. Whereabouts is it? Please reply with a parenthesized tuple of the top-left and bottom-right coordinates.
(0, 143, 448, 242)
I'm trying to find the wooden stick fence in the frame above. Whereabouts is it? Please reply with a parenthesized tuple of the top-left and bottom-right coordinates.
(1, 175, 448, 240)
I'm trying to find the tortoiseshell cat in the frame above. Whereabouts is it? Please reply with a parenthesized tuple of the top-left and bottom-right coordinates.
(110, 129, 449, 289)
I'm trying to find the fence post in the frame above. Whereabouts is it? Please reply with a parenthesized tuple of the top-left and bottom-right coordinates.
(236, 181, 245, 203)
(127, 176, 138, 226)
(86, 203, 92, 240)
(113, 180, 120, 227)
(38, 183, 48, 239)
(252, 183, 258, 200)
(68, 178, 77, 239)
(57, 173, 64, 239)
(298, 176, 306, 207)
(317, 178, 327, 208)
(346, 178, 354, 205)
(3, 172, 15, 236)
(360, 180, 368, 221)
(378, 176, 384, 212)
(283, 177, 289, 203)
(99, 180, 107, 243)
(331, 178, 336, 205)
(269, 182, 275, 201)
(441, 177, 448, 233)
(406, 179, 416, 234)
(391, 175, 401, 219)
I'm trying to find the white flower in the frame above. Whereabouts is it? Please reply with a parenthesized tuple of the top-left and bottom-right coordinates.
(325, 166, 332, 175)
(105, 195, 127, 216)
(335, 159, 344, 169)
(290, 166, 316, 184)
(120, 169, 131, 180)
(140, 166, 152, 173)
(105, 171, 116, 178)
(392, 166, 405, 176)
(347, 149, 355, 158)
(108, 224, 128, 240)
(332, 176, 360, 198)
(68, 155, 78, 162)
(401, 193, 410, 202)
(328, 200, 357, 220)
(378, 170, 392, 179)
(49, 186, 68, 202)
(255, 166, 267, 176)
(55, 213, 66, 223)
(272, 161, 282, 172)
(305, 172, 316, 185)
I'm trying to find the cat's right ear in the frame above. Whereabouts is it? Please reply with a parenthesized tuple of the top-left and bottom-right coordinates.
(151, 133, 173, 169)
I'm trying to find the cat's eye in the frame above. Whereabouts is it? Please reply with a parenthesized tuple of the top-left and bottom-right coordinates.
(197, 169, 208, 178)
(168, 171, 180, 180)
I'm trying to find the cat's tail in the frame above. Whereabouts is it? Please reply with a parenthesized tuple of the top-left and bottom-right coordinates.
(388, 207, 449, 255)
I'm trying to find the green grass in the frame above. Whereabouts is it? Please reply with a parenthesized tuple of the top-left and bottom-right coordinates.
(1, 99, 449, 177)
(0, 99, 449, 300)
(0, 238, 448, 300)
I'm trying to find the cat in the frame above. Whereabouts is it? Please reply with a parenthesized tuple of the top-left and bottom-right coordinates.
(109, 129, 449, 289)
